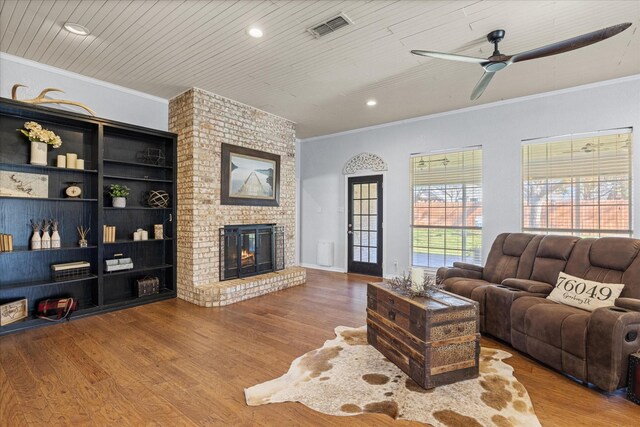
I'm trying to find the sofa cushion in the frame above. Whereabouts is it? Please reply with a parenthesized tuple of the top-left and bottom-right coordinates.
(547, 272, 625, 312)
(529, 235, 579, 285)
(524, 302, 584, 348)
(590, 237, 640, 271)
(483, 233, 540, 284)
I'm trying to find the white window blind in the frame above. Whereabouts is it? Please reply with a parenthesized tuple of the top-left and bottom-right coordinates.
(522, 129, 632, 237)
(411, 147, 482, 268)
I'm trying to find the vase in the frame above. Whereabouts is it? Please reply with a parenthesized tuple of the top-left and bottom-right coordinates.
(30, 141, 47, 166)
(31, 231, 41, 250)
(41, 229, 51, 249)
(51, 230, 61, 249)
(112, 197, 126, 208)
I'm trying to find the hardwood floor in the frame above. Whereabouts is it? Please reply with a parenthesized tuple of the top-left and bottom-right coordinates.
(1, 268, 638, 426)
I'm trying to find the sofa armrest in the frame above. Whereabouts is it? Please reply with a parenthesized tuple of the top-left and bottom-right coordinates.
(615, 298, 640, 312)
(586, 307, 640, 391)
(436, 266, 483, 284)
(501, 278, 554, 294)
(452, 262, 484, 273)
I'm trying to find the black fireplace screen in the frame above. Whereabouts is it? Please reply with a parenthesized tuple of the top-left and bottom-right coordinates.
(219, 224, 284, 280)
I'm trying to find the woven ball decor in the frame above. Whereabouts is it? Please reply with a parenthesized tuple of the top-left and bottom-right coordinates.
(148, 190, 170, 208)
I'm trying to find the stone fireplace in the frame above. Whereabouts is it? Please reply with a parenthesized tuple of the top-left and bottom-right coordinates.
(169, 88, 306, 307)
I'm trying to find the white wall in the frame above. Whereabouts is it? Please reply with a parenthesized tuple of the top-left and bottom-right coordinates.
(0, 53, 168, 130)
(299, 76, 640, 276)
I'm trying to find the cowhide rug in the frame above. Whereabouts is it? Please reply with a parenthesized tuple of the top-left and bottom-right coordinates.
(245, 326, 541, 427)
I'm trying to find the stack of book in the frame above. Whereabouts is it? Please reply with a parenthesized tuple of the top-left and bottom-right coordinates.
(0, 233, 13, 252)
(103, 225, 116, 243)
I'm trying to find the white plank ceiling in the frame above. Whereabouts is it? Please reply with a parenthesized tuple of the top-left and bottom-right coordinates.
(1, 0, 639, 138)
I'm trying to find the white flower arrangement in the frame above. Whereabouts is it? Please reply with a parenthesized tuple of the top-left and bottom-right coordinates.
(18, 121, 62, 148)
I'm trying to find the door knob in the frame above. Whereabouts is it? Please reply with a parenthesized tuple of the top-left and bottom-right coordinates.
(347, 231, 353, 234)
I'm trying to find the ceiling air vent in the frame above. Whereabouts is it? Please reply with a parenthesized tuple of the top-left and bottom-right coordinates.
(307, 13, 352, 38)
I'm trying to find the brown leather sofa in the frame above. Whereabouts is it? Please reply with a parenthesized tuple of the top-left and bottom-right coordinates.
(436, 232, 640, 391)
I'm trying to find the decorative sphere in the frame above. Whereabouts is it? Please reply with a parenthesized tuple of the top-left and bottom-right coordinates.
(148, 190, 170, 208)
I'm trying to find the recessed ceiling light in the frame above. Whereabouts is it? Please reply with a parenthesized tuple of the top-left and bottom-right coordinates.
(63, 22, 90, 36)
(366, 99, 377, 107)
(247, 27, 263, 38)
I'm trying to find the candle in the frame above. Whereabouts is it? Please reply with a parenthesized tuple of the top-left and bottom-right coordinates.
(140, 230, 149, 240)
(133, 230, 142, 241)
(57, 155, 66, 168)
(76, 159, 85, 170)
(66, 153, 77, 169)
(411, 268, 424, 290)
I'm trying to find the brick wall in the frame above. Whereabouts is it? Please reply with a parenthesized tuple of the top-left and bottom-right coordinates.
(169, 88, 303, 306)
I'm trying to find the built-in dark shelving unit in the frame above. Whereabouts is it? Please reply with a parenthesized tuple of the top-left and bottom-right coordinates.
(0, 98, 177, 335)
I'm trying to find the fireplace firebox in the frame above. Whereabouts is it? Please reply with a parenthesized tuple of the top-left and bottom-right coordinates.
(220, 224, 284, 280)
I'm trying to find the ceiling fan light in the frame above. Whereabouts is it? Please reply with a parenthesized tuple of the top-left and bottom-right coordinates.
(63, 22, 90, 36)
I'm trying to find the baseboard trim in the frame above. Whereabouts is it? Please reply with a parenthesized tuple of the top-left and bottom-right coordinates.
(300, 263, 346, 273)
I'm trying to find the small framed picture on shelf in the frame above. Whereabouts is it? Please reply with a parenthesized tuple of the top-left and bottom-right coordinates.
(0, 298, 28, 326)
(0, 171, 48, 198)
(220, 143, 280, 207)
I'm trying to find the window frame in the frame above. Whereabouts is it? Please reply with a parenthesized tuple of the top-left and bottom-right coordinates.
(521, 128, 632, 237)
(410, 146, 483, 269)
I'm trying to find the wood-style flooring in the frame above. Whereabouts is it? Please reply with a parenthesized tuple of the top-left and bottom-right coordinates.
(1, 269, 639, 426)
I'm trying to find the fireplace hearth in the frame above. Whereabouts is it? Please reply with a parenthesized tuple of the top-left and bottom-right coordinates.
(220, 224, 284, 280)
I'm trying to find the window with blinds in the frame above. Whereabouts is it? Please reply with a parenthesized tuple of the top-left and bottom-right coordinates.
(411, 148, 482, 268)
(522, 129, 632, 237)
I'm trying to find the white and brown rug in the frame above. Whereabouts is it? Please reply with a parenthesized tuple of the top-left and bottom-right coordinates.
(245, 326, 541, 427)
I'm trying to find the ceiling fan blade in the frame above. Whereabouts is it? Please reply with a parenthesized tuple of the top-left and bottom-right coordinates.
(411, 50, 487, 64)
(511, 22, 632, 63)
(470, 72, 495, 100)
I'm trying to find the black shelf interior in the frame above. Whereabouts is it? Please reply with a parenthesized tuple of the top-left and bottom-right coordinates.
(0, 98, 177, 335)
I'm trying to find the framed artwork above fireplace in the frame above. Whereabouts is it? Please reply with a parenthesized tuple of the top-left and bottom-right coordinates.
(221, 143, 280, 206)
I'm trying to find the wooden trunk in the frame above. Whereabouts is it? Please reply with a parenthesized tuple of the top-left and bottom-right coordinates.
(366, 282, 480, 389)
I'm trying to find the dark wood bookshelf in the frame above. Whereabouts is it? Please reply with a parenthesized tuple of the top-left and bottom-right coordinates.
(0, 98, 177, 335)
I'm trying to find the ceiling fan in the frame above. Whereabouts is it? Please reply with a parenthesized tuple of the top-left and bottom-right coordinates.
(411, 22, 632, 100)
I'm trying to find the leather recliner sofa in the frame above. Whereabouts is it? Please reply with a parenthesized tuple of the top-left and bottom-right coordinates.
(436, 232, 640, 392)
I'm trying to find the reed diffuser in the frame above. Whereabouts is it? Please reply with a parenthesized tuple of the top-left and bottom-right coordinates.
(77, 225, 90, 248)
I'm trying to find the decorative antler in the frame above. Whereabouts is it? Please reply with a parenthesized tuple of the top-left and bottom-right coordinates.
(11, 84, 97, 116)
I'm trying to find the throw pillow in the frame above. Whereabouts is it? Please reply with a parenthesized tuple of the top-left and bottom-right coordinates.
(547, 272, 625, 312)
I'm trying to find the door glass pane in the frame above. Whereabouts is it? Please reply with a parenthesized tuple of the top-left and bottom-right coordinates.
(361, 184, 369, 199)
(354, 184, 361, 199)
(369, 183, 377, 199)
(362, 232, 369, 246)
(362, 246, 369, 262)
(369, 216, 377, 230)
(353, 231, 361, 246)
(370, 200, 377, 215)
(354, 200, 361, 214)
(369, 247, 377, 261)
(353, 246, 361, 262)
(370, 232, 377, 246)
(361, 200, 369, 214)
(353, 215, 361, 230)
